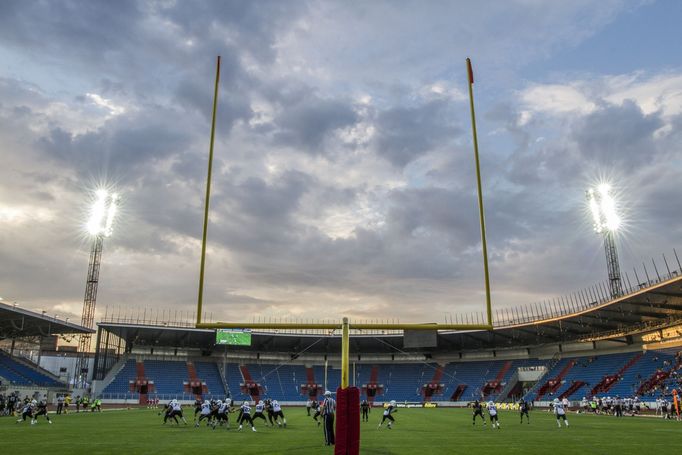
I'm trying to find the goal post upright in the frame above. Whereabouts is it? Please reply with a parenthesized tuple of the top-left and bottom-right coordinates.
(194, 56, 495, 398)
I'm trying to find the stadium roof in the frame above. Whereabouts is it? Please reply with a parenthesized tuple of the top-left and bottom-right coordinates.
(0, 301, 94, 339)
(97, 274, 682, 354)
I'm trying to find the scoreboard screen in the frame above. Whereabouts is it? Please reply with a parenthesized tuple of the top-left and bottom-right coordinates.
(215, 329, 252, 346)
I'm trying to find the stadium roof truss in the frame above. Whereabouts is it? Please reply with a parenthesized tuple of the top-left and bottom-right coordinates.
(0, 301, 94, 340)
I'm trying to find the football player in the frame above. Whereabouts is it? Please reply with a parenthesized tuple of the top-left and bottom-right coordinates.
(487, 401, 500, 429)
(361, 399, 370, 422)
(271, 400, 286, 427)
(518, 399, 530, 424)
(195, 400, 213, 427)
(253, 400, 268, 426)
(238, 400, 257, 432)
(32, 399, 52, 425)
(167, 399, 188, 425)
(553, 398, 569, 428)
(312, 399, 322, 426)
(377, 400, 397, 429)
(16, 400, 35, 424)
(472, 400, 486, 426)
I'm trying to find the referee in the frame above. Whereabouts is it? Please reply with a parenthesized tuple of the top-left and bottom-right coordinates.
(321, 390, 336, 446)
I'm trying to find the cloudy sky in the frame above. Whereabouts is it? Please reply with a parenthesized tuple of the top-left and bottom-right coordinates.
(1, 0, 681, 327)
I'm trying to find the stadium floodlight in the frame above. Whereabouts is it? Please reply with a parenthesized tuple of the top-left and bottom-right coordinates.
(87, 190, 118, 237)
(76, 188, 119, 387)
(586, 184, 623, 298)
(587, 185, 620, 234)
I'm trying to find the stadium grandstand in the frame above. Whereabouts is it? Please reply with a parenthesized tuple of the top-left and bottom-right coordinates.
(0, 301, 93, 395)
(85, 254, 682, 410)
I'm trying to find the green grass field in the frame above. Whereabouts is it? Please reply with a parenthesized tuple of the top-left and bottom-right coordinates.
(1, 407, 679, 454)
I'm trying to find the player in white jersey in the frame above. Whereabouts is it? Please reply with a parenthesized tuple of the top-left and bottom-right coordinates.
(163, 399, 185, 425)
(553, 398, 569, 428)
(238, 401, 257, 432)
(561, 397, 570, 412)
(378, 400, 397, 429)
(271, 400, 287, 427)
(211, 400, 229, 429)
(253, 400, 268, 426)
(195, 400, 213, 427)
(487, 401, 500, 429)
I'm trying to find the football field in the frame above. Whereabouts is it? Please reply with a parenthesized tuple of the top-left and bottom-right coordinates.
(0, 407, 678, 454)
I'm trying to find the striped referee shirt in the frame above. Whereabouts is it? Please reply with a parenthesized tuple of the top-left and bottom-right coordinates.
(322, 397, 336, 415)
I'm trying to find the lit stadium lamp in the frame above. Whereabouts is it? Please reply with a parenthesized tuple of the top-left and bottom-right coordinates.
(87, 190, 118, 237)
(587, 185, 620, 234)
(586, 184, 623, 298)
(76, 188, 119, 387)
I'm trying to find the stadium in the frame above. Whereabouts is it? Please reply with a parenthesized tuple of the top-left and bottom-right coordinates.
(2, 2, 682, 455)
(2, 257, 682, 453)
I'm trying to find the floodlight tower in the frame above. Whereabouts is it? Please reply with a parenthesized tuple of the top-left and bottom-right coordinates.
(587, 184, 623, 298)
(75, 190, 118, 387)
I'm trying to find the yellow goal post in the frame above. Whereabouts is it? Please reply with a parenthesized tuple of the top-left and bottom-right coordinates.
(194, 57, 493, 389)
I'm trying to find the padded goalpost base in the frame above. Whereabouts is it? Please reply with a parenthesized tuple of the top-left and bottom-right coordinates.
(335, 386, 360, 455)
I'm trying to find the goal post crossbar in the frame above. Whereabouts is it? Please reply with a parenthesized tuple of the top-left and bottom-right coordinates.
(196, 322, 493, 331)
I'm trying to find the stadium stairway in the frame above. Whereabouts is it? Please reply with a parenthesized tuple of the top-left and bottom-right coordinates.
(184, 361, 208, 399)
(559, 381, 586, 400)
(238, 365, 266, 401)
(224, 363, 251, 402)
(590, 352, 643, 396)
(422, 365, 445, 401)
(450, 384, 467, 401)
(442, 361, 500, 402)
(300, 366, 323, 400)
(194, 361, 226, 398)
(100, 358, 139, 399)
(481, 360, 512, 397)
(636, 351, 680, 396)
(133, 361, 154, 404)
(535, 359, 575, 400)
(359, 365, 384, 403)
(590, 353, 642, 396)
(547, 352, 647, 400)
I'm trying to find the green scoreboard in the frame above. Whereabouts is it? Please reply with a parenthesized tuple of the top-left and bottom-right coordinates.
(215, 329, 252, 346)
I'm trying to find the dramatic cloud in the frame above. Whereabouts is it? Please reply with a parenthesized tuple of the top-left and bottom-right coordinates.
(0, 0, 679, 328)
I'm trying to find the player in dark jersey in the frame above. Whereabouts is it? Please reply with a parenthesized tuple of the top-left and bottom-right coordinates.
(312, 400, 322, 426)
(16, 400, 35, 424)
(193, 398, 203, 422)
(518, 399, 530, 424)
(7, 393, 17, 416)
(32, 399, 52, 424)
(212, 400, 230, 429)
(361, 399, 370, 422)
(264, 398, 276, 426)
(472, 400, 486, 426)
